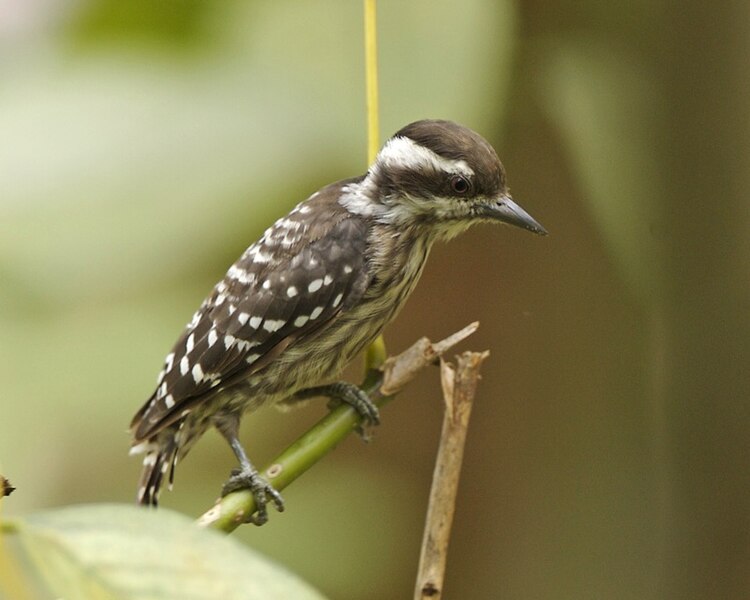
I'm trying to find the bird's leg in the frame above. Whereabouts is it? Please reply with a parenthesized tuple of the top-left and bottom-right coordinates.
(293, 382, 380, 436)
(214, 416, 284, 526)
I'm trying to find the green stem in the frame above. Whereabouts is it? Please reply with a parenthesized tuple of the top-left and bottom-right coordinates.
(198, 372, 391, 533)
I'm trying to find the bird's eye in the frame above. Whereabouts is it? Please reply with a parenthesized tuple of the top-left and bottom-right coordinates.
(450, 175, 470, 195)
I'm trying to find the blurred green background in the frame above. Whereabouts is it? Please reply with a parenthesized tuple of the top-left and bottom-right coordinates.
(1, 1, 748, 598)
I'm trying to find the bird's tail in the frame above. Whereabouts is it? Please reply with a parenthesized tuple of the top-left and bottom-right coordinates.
(131, 431, 179, 507)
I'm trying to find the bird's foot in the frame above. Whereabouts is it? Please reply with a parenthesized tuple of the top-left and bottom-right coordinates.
(323, 382, 380, 425)
(323, 382, 380, 440)
(292, 381, 380, 439)
(221, 467, 284, 526)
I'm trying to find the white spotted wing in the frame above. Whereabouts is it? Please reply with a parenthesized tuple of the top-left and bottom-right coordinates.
(132, 180, 370, 440)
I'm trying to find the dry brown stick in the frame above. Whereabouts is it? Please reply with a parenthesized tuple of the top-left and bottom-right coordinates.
(414, 350, 489, 600)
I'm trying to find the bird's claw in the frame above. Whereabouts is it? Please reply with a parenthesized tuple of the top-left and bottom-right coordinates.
(221, 468, 284, 526)
(325, 382, 380, 426)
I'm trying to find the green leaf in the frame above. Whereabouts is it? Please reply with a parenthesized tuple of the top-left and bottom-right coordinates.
(11, 504, 328, 600)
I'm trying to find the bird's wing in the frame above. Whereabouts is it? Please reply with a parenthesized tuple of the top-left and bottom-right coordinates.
(131, 181, 371, 441)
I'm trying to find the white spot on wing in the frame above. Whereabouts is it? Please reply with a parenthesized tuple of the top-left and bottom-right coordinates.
(310, 306, 324, 320)
(343, 265, 353, 274)
(228, 265, 254, 284)
(208, 329, 218, 346)
(164, 394, 175, 409)
(287, 286, 298, 297)
(186, 333, 194, 353)
(308, 279, 323, 292)
(224, 335, 235, 349)
(165, 353, 175, 372)
(294, 315, 309, 327)
(191, 364, 204, 383)
(263, 319, 285, 332)
(246, 353, 261, 364)
(238, 312, 249, 325)
(323, 274, 333, 286)
(333, 293, 343, 307)
(180, 356, 190, 375)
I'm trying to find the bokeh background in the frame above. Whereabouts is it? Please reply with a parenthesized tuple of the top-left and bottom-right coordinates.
(1, 1, 748, 598)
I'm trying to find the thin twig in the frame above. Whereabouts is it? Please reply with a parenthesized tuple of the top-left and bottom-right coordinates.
(414, 351, 489, 600)
(362, 0, 388, 373)
(197, 323, 479, 532)
(363, 0, 380, 164)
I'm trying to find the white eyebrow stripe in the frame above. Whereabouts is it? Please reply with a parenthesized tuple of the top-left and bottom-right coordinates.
(376, 136, 474, 178)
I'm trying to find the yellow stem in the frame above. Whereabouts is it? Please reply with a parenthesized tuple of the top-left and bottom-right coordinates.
(364, 0, 380, 164)
(363, 0, 387, 369)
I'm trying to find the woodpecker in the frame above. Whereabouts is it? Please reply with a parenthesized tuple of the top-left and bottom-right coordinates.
(130, 119, 546, 523)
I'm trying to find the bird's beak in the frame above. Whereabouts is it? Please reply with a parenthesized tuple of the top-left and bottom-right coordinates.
(488, 195, 548, 235)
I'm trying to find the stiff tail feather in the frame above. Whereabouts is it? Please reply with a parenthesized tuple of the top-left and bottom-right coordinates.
(133, 432, 179, 506)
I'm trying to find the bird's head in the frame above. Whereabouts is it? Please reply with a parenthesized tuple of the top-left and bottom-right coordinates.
(342, 119, 546, 240)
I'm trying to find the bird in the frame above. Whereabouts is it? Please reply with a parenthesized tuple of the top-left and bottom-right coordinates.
(130, 119, 546, 524)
